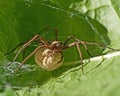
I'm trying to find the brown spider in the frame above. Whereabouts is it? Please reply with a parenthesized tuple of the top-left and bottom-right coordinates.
(7, 27, 104, 74)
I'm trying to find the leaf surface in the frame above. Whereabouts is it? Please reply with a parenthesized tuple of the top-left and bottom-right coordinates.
(0, 0, 120, 96)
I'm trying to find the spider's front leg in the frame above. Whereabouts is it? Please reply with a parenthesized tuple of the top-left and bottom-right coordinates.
(63, 36, 93, 57)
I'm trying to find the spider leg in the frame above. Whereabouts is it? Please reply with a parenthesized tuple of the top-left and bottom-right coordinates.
(80, 41, 101, 46)
(83, 42, 119, 51)
(22, 45, 29, 60)
(5, 41, 31, 64)
(82, 44, 92, 57)
(37, 27, 58, 40)
(64, 41, 84, 74)
(79, 41, 104, 56)
(64, 36, 118, 57)
(63, 36, 106, 74)
(76, 43, 84, 74)
(15, 45, 47, 72)
(63, 36, 93, 57)
(63, 36, 75, 46)
(11, 35, 40, 62)
(63, 35, 118, 74)
(22, 42, 44, 60)
(64, 35, 102, 46)
(9, 35, 48, 66)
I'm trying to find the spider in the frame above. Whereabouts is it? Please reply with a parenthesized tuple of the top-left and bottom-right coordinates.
(6, 27, 106, 74)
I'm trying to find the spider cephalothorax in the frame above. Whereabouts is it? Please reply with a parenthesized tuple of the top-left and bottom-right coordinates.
(7, 27, 104, 74)
(50, 41, 64, 52)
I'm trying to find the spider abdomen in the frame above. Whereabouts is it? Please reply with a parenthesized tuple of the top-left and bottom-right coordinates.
(35, 48, 63, 71)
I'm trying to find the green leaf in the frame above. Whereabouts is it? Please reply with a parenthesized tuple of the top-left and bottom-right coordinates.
(0, 86, 16, 96)
(0, 0, 120, 96)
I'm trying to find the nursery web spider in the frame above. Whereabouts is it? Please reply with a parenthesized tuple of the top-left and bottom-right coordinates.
(7, 27, 106, 74)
